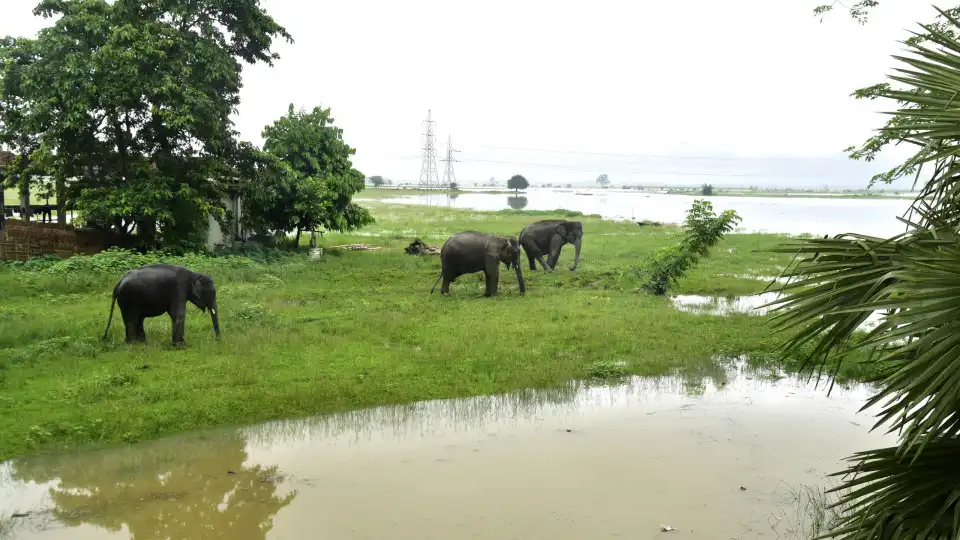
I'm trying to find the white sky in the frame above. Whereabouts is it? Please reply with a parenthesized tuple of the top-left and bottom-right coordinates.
(1, 1, 942, 188)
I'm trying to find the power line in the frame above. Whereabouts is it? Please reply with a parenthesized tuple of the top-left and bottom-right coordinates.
(440, 135, 460, 187)
(381, 154, 808, 178)
(418, 110, 441, 188)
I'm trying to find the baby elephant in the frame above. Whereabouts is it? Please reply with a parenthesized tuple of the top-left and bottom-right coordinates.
(430, 231, 526, 297)
(103, 263, 221, 346)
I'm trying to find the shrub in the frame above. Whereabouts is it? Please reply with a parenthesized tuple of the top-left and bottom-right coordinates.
(637, 200, 741, 295)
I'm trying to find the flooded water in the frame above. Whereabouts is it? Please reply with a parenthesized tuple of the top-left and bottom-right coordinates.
(671, 292, 886, 331)
(1, 359, 892, 540)
(373, 188, 915, 237)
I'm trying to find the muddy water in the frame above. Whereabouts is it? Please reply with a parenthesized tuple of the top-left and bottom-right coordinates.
(1, 360, 892, 540)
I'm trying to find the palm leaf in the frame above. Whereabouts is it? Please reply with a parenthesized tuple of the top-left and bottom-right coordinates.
(815, 438, 960, 539)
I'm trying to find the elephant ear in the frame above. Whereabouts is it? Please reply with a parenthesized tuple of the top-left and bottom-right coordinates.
(556, 223, 568, 237)
(190, 276, 205, 307)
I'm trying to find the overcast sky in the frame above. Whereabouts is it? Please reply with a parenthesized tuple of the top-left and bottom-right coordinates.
(1, 0, 942, 188)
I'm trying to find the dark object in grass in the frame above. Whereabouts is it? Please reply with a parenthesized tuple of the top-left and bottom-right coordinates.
(404, 238, 440, 256)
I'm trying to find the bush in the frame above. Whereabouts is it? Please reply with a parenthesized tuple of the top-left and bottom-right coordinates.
(637, 200, 741, 295)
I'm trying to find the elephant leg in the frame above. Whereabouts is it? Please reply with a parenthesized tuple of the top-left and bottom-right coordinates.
(122, 313, 137, 344)
(440, 276, 452, 295)
(169, 303, 187, 346)
(536, 254, 553, 271)
(484, 267, 500, 297)
(136, 317, 147, 343)
(527, 252, 537, 271)
(547, 244, 564, 268)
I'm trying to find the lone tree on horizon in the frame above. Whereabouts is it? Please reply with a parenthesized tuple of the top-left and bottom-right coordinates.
(507, 174, 529, 194)
(596, 173, 610, 188)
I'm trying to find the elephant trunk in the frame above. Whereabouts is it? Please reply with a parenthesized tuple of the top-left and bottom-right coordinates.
(514, 261, 526, 294)
(570, 237, 582, 271)
(210, 301, 221, 339)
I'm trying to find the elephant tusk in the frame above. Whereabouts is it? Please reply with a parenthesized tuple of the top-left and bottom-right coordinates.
(211, 308, 217, 316)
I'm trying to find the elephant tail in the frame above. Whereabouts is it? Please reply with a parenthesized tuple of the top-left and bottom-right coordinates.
(102, 287, 118, 340)
(429, 270, 443, 294)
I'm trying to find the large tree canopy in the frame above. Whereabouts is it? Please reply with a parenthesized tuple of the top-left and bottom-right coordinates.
(239, 104, 373, 242)
(0, 0, 292, 250)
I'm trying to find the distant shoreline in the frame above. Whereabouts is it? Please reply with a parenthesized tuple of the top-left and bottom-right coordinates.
(358, 186, 919, 201)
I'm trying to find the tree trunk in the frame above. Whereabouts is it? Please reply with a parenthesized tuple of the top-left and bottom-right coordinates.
(55, 173, 66, 225)
(294, 226, 302, 248)
(0, 181, 5, 234)
(19, 176, 29, 222)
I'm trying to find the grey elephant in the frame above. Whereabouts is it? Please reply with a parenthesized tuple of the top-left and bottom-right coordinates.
(518, 219, 583, 271)
(102, 263, 221, 345)
(430, 231, 526, 296)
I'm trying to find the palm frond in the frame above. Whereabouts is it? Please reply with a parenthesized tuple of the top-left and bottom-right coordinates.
(816, 438, 960, 539)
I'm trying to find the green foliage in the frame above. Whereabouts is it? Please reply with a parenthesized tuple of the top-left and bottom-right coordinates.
(639, 199, 742, 295)
(813, 1, 879, 24)
(768, 10, 960, 538)
(701, 183, 713, 196)
(0, 0, 292, 251)
(507, 174, 529, 193)
(368, 175, 386, 187)
(596, 173, 610, 187)
(239, 104, 373, 237)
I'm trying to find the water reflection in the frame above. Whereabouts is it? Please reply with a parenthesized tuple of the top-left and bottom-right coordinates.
(506, 195, 528, 210)
(5, 432, 295, 539)
(1, 359, 890, 540)
(378, 188, 915, 237)
(671, 293, 886, 330)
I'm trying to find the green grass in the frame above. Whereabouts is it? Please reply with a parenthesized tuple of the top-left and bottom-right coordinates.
(0, 201, 874, 460)
(2, 187, 57, 206)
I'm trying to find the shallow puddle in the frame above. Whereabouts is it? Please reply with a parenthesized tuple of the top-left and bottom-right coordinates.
(671, 293, 885, 331)
(1, 359, 891, 539)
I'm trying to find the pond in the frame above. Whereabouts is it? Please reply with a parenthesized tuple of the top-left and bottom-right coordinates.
(1, 358, 891, 539)
(372, 188, 915, 237)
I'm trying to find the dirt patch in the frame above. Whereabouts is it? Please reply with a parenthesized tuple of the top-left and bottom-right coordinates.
(331, 244, 381, 251)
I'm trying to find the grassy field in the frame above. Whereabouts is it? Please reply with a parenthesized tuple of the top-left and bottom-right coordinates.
(0, 201, 873, 460)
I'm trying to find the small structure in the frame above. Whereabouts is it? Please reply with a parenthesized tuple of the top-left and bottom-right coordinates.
(205, 179, 248, 251)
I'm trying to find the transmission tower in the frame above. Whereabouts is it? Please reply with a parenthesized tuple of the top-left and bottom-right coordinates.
(440, 135, 460, 188)
(418, 109, 441, 188)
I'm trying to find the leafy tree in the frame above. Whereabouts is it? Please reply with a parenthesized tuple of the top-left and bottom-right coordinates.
(448, 181, 459, 191)
(767, 9, 960, 537)
(368, 175, 386, 187)
(241, 103, 373, 246)
(596, 173, 610, 188)
(507, 174, 529, 194)
(639, 200, 740, 295)
(0, 0, 292, 251)
(701, 183, 713, 196)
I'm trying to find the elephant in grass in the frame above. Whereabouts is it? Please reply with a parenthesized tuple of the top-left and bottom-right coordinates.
(103, 263, 221, 346)
(430, 231, 526, 297)
(518, 219, 583, 272)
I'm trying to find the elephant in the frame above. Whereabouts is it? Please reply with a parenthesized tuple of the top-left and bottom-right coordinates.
(102, 263, 221, 346)
(518, 219, 583, 272)
(430, 231, 526, 297)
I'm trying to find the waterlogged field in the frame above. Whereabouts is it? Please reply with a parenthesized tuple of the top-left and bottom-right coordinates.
(0, 202, 871, 461)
